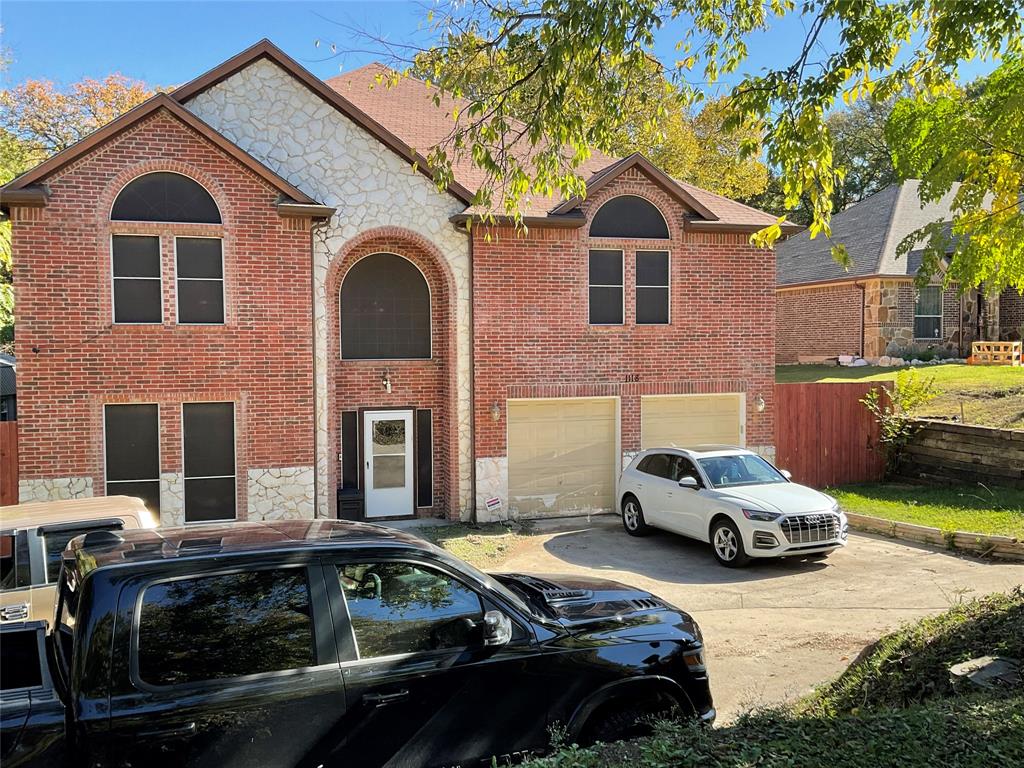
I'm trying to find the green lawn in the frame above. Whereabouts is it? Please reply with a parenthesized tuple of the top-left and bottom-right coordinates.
(832, 483, 1024, 537)
(777, 363, 1024, 429)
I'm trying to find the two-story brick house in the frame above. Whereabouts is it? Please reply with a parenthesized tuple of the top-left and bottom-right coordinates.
(1, 40, 790, 524)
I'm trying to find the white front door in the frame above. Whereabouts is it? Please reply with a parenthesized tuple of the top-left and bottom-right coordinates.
(363, 410, 414, 518)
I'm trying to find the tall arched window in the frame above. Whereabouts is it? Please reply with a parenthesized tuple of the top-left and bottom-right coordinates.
(109, 172, 224, 325)
(341, 253, 431, 359)
(590, 195, 669, 239)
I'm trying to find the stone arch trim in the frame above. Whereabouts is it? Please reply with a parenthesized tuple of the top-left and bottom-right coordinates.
(324, 226, 461, 519)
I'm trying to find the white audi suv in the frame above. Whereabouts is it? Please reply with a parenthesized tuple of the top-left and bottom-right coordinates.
(618, 446, 848, 567)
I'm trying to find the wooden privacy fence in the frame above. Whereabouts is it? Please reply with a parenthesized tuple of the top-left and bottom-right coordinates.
(0, 421, 17, 505)
(774, 382, 886, 489)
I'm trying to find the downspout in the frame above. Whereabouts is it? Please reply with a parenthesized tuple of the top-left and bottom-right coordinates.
(465, 223, 477, 524)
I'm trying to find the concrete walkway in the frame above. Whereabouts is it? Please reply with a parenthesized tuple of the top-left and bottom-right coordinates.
(497, 516, 1024, 721)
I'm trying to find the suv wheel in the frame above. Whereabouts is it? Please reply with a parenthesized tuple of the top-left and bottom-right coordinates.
(583, 696, 679, 745)
(710, 518, 749, 567)
(621, 496, 650, 537)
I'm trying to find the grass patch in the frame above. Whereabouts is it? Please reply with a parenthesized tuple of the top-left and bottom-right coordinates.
(776, 363, 1024, 429)
(832, 483, 1024, 537)
(525, 590, 1024, 768)
(802, 588, 1024, 716)
(415, 522, 534, 568)
(524, 695, 1024, 768)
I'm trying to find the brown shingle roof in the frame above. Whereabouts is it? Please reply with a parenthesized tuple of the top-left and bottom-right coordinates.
(328, 63, 792, 230)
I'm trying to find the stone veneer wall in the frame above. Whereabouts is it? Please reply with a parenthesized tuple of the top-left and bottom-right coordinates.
(19, 477, 93, 503)
(247, 466, 316, 521)
(186, 59, 473, 520)
(159, 473, 184, 526)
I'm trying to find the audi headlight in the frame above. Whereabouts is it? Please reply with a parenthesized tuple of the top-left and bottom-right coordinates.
(742, 508, 780, 522)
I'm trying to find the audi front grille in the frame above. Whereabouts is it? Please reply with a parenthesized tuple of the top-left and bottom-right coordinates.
(780, 513, 840, 544)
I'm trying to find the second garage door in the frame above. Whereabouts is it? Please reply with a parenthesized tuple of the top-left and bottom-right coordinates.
(641, 394, 744, 449)
(507, 398, 617, 517)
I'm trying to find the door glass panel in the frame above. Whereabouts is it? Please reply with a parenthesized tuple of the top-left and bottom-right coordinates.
(338, 562, 483, 657)
(371, 419, 406, 489)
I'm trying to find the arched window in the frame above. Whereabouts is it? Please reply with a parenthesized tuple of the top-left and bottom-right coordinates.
(341, 253, 431, 360)
(111, 172, 221, 223)
(590, 195, 669, 239)
(109, 172, 224, 325)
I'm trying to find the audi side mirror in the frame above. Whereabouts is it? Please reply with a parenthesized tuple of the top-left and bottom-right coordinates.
(678, 475, 700, 490)
(780, 469, 792, 480)
(482, 610, 513, 647)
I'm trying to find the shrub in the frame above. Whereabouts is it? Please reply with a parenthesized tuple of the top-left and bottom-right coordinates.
(861, 369, 940, 474)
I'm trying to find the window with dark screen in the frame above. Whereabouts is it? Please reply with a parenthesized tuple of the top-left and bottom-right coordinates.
(176, 237, 224, 324)
(636, 250, 670, 324)
(137, 568, 315, 687)
(182, 402, 236, 522)
(590, 196, 669, 239)
(112, 235, 162, 323)
(341, 253, 431, 359)
(111, 172, 221, 224)
(588, 250, 624, 324)
(104, 404, 161, 516)
(914, 286, 942, 340)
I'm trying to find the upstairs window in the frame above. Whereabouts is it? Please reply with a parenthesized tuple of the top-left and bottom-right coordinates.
(588, 250, 624, 325)
(341, 253, 431, 360)
(176, 238, 224, 324)
(636, 250, 670, 324)
(112, 235, 162, 324)
(914, 286, 942, 340)
(590, 196, 669, 239)
(111, 172, 220, 224)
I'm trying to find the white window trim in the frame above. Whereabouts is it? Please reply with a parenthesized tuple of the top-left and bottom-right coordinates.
(635, 249, 671, 325)
(174, 236, 226, 325)
(110, 234, 163, 325)
(181, 401, 238, 524)
(914, 286, 943, 340)
(103, 402, 162, 508)
(588, 249, 625, 326)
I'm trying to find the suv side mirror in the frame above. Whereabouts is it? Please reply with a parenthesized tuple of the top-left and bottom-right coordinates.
(482, 610, 513, 647)
(678, 475, 700, 490)
(780, 469, 792, 480)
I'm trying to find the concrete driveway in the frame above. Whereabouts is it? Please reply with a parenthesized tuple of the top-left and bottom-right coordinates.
(499, 516, 1024, 722)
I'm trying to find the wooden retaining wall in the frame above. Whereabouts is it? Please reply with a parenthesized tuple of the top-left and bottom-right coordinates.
(895, 420, 1024, 489)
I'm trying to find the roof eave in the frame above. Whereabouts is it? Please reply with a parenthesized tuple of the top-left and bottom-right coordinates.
(276, 201, 336, 220)
(0, 185, 50, 215)
(686, 220, 803, 236)
(449, 211, 587, 229)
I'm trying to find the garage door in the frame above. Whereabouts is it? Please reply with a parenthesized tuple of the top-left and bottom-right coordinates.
(507, 398, 617, 517)
(641, 394, 743, 449)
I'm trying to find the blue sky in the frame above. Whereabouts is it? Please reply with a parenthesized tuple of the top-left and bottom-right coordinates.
(2, 1, 995, 92)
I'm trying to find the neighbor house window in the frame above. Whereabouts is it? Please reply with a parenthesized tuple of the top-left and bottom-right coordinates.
(636, 250, 670, 324)
(182, 402, 236, 522)
(914, 286, 942, 339)
(104, 403, 161, 516)
(175, 237, 224, 324)
(341, 253, 430, 359)
(112, 235, 162, 324)
(590, 196, 670, 239)
(588, 250, 624, 325)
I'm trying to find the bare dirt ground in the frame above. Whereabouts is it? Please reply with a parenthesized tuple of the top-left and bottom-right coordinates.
(496, 515, 1024, 722)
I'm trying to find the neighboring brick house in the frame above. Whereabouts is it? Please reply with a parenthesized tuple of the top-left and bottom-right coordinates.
(2, 40, 790, 523)
(776, 180, 1024, 363)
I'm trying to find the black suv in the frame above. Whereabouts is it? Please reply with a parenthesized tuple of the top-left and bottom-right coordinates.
(1, 519, 713, 768)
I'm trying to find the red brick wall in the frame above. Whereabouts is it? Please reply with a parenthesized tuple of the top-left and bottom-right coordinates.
(11, 110, 314, 513)
(472, 168, 776, 458)
(775, 283, 864, 363)
(999, 288, 1024, 340)
(325, 228, 458, 517)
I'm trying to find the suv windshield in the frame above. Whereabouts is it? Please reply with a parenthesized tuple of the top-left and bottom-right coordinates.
(697, 454, 787, 488)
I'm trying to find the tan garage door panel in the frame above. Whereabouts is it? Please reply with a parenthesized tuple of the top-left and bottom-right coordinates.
(641, 395, 742, 449)
(508, 398, 617, 517)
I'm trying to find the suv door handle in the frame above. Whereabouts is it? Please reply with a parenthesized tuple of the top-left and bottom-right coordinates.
(138, 722, 197, 740)
(363, 689, 409, 707)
